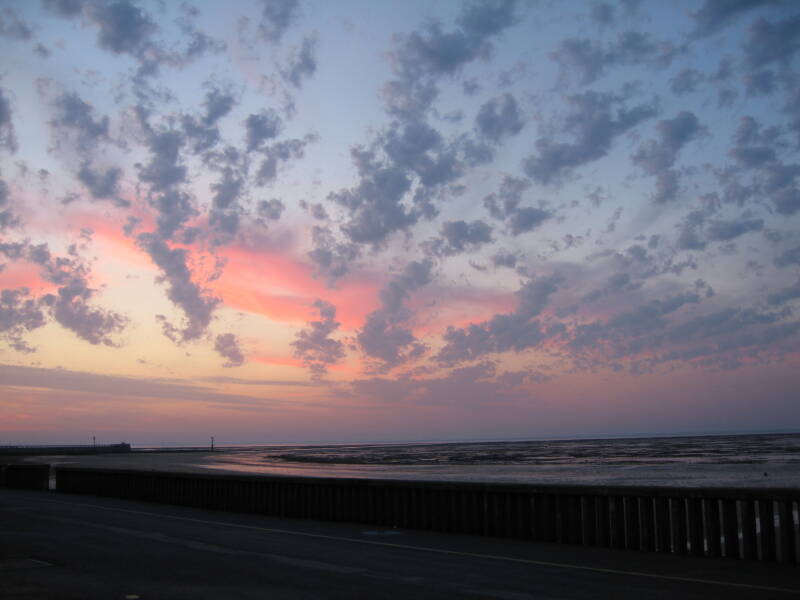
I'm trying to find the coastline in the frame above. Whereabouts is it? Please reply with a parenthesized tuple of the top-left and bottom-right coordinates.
(15, 447, 800, 488)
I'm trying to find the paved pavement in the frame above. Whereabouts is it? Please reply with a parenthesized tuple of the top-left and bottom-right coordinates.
(1, 488, 798, 599)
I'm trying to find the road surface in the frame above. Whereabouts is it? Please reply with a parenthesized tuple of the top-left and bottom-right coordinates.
(1, 488, 798, 599)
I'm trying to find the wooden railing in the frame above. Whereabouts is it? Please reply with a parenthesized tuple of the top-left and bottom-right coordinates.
(0, 464, 50, 490)
(51, 467, 800, 564)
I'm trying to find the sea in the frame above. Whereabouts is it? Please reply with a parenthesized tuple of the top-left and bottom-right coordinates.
(197, 432, 800, 488)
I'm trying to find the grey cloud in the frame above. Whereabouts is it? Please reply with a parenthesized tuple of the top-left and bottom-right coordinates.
(491, 249, 518, 268)
(730, 145, 776, 168)
(77, 163, 126, 206)
(244, 110, 283, 152)
(208, 166, 245, 239)
(584, 272, 641, 303)
(88, 0, 156, 56)
(385, 0, 517, 120)
(380, 78, 439, 122)
(0, 179, 18, 231)
(258, 0, 299, 43)
(180, 87, 236, 155)
(474, 93, 524, 142)
(256, 198, 285, 223)
(292, 300, 346, 377)
(308, 226, 360, 283)
(382, 121, 442, 173)
(350, 362, 517, 407)
(591, 3, 615, 27)
(357, 259, 434, 370)
(706, 218, 764, 241)
(395, 24, 489, 79)
(768, 279, 800, 305)
(670, 69, 704, 95)
(0, 86, 17, 153)
(462, 78, 481, 96)
(255, 135, 315, 185)
(762, 162, 800, 215)
(569, 290, 703, 357)
(653, 169, 680, 204)
(34, 42, 52, 58)
(774, 245, 800, 267)
(148, 189, 197, 240)
(0, 7, 32, 41)
(333, 3, 519, 257)
(726, 116, 800, 214)
(690, 0, 776, 38)
(181, 29, 226, 63)
(6, 241, 129, 346)
(202, 87, 236, 126)
(744, 69, 777, 96)
(0, 288, 47, 353)
(282, 35, 318, 88)
(88, 0, 156, 55)
(524, 91, 657, 185)
(483, 175, 529, 219)
(50, 92, 109, 153)
(675, 204, 718, 250)
(457, 0, 518, 39)
(733, 115, 780, 147)
(42, 0, 84, 18)
(43, 282, 128, 346)
(743, 15, 800, 68)
(0, 363, 288, 408)
(138, 130, 187, 191)
(436, 275, 560, 365)
(550, 31, 677, 86)
(483, 175, 552, 234)
(378, 120, 462, 188)
(508, 207, 551, 236)
(308, 203, 328, 220)
(427, 219, 493, 256)
(633, 111, 703, 203)
(122, 216, 141, 236)
(667, 306, 786, 345)
(137, 233, 220, 342)
(632, 111, 703, 176)
(182, 115, 221, 155)
(47, 0, 221, 74)
(330, 162, 416, 248)
(214, 333, 245, 368)
(210, 166, 244, 211)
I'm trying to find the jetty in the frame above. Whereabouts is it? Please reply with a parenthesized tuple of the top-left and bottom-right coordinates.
(0, 443, 132, 456)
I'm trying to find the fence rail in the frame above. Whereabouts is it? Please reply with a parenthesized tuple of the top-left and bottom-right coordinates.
(51, 467, 800, 564)
(0, 464, 50, 490)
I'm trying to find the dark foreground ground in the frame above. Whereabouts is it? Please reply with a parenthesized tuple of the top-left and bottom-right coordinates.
(1, 489, 798, 600)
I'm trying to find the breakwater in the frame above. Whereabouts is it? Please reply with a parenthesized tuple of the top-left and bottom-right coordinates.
(21, 466, 790, 565)
(0, 443, 131, 456)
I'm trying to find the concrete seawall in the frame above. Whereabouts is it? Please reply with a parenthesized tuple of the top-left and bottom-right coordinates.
(0, 443, 131, 456)
(54, 467, 800, 564)
(3, 464, 798, 564)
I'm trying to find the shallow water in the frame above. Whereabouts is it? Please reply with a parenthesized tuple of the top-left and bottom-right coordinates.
(200, 433, 800, 488)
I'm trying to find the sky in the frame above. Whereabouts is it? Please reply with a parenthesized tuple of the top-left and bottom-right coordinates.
(1, 0, 799, 446)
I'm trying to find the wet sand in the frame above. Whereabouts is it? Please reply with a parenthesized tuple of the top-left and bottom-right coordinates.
(14, 447, 800, 488)
(15, 450, 222, 475)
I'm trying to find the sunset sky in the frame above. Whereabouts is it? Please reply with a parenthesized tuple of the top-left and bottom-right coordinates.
(1, 0, 799, 445)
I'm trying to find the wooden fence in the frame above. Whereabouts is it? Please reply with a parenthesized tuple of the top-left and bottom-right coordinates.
(52, 467, 800, 564)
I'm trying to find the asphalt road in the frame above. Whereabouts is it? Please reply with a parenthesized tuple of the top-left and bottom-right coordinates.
(1, 488, 798, 599)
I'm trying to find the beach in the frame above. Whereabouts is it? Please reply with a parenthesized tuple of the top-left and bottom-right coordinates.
(18, 433, 800, 488)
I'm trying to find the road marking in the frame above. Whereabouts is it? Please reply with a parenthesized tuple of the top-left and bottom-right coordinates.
(0, 558, 52, 570)
(21, 494, 800, 595)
